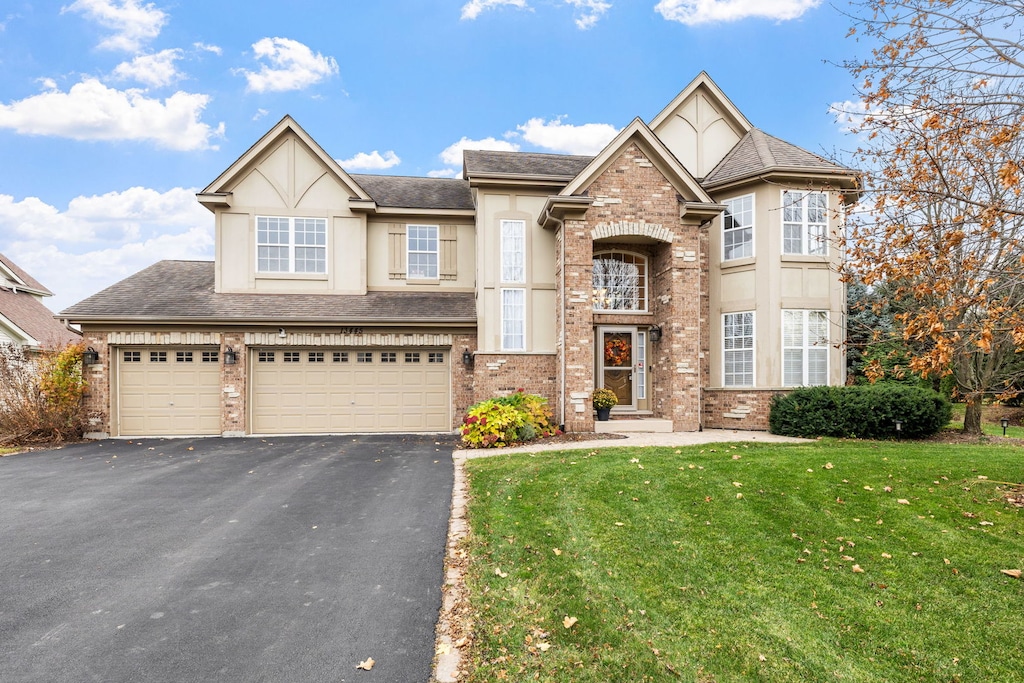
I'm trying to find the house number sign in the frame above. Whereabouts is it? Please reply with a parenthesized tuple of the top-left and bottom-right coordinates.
(339, 327, 364, 334)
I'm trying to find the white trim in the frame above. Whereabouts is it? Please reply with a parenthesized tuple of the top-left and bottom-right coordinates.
(255, 215, 328, 274)
(407, 223, 440, 280)
(722, 311, 755, 387)
(781, 190, 829, 256)
(500, 287, 526, 351)
(782, 309, 830, 387)
(722, 193, 755, 262)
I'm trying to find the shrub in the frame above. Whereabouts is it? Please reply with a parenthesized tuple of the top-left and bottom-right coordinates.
(0, 342, 89, 446)
(461, 390, 558, 448)
(769, 384, 952, 439)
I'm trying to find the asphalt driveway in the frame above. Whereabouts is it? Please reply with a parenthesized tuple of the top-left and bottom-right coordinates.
(0, 434, 455, 683)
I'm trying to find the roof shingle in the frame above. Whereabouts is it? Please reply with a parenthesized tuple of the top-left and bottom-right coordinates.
(349, 174, 474, 210)
(61, 261, 476, 324)
(463, 150, 594, 178)
(702, 129, 855, 187)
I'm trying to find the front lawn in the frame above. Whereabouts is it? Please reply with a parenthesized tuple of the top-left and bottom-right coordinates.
(461, 441, 1024, 682)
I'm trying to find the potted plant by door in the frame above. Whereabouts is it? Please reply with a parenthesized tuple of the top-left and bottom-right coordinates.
(592, 388, 618, 421)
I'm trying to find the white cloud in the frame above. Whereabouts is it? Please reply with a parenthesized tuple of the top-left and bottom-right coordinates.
(240, 37, 338, 93)
(62, 0, 167, 52)
(461, 0, 529, 20)
(339, 150, 401, 171)
(440, 136, 520, 166)
(655, 0, 820, 25)
(252, 108, 269, 121)
(193, 42, 222, 55)
(0, 78, 224, 151)
(112, 48, 183, 87)
(517, 117, 618, 154)
(428, 169, 460, 178)
(0, 186, 213, 312)
(565, 0, 610, 29)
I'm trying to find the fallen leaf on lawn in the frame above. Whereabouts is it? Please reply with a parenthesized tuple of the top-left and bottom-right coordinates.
(356, 657, 375, 671)
(864, 486, 874, 491)
(563, 616, 578, 629)
(978, 475, 988, 480)
(980, 521, 994, 526)
(824, 462, 834, 469)
(852, 564, 865, 573)
(884, 486, 893, 492)
(630, 458, 640, 463)
(553, 548, 562, 556)
(614, 522, 624, 527)
(736, 493, 743, 499)
(538, 642, 551, 652)
(1001, 569, 1022, 579)
(881, 552, 892, 559)
(807, 469, 814, 473)
(759, 654, 767, 662)
(732, 454, 741, 460)
(495, 567, 508, 578)
(732, 482, 743, 487)
(897, 499, 910, 505)
(841, 555, 855, 562)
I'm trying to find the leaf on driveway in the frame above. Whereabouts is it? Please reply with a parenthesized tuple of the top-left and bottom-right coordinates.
(563, 616, 578, 629)
(355, 657, 375, 670)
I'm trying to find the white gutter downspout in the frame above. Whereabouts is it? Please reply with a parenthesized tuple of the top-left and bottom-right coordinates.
(553, 214, 567, 430)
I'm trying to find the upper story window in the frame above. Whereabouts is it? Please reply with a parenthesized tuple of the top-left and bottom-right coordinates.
(501, 219, 526, 283)
(782, 191, 828, 256)
(723, 194, 754, 261)
(407, 224, 438, 279)
(257, 216, 326, 273)
(593, 252, 647, 312)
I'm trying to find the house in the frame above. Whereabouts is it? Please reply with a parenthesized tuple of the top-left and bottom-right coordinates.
(62, 73, 858, 439)
(0, 253, 81, 352)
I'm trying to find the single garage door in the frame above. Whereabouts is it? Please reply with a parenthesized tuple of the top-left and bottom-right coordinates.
(250, 348, 450, 433)
(117, 347, 222, 436)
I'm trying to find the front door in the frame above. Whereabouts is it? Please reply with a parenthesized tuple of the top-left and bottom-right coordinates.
(598, 327, 646, 411)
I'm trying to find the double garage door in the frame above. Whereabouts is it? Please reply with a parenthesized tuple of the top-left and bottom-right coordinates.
(250, 348, 450, 433)
(116, 346, 450, 436)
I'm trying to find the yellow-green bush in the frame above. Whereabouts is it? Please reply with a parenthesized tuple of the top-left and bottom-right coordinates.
(460, 390, 560, 448)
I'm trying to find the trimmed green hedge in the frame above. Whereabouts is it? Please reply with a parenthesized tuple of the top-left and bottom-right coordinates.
(768, 385, 952, 439)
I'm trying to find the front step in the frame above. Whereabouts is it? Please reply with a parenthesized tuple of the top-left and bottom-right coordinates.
(594, 418, 673, 433)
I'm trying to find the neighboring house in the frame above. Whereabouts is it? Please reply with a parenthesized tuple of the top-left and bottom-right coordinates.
(0, 253, 81, 352)
(63, 73, 858, 439)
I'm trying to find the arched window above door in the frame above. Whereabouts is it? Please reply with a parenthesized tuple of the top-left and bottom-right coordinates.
(592, 251, 647, 312)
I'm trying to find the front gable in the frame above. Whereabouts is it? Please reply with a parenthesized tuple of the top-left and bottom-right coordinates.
(198, 116, 372, 212)
(648, 72, 751, 179)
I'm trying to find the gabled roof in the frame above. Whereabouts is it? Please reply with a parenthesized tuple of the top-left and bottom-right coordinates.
(198, 115, 372, 205)
(350, 174, 474, 210)
(61, 261, 476, 324)
(649, 71, 752, 137)
(0, 253, 51, 296)
(702, 128, 858, 189)
(0, 253, 79, 349)
(463, 151, 594, 180)
(561, 118, 714, 203)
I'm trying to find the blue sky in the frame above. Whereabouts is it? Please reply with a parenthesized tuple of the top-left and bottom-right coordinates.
(0, 0, 871, 313)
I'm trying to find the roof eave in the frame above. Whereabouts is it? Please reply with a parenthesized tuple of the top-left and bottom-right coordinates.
(540, 195, 595, 229)
(64, 315, 478, 326)
(703, 167, 861, 192)
(467, 173, 574, 189)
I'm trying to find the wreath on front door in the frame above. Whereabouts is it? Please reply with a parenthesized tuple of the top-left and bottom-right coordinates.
(604, 337, 630, 367)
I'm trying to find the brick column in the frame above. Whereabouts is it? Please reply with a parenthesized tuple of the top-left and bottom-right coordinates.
(82, 332, 110, 438)
(221, 333, 246, 436)
(561, 218, 596, 432)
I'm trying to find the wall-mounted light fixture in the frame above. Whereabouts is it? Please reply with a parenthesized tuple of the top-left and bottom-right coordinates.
(649, 325, 662, 343)
(278, 328, 286, 338)
(462, 349, 474, 366)
(82, 347, 100, 365)
(224, 347, 238, 365)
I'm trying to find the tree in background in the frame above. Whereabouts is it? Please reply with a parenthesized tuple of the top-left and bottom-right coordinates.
(840, 0, 1024, 433)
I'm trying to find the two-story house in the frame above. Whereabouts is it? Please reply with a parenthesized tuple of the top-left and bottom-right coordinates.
(63, 73, 858, 438)
(1, 253, 81, 352)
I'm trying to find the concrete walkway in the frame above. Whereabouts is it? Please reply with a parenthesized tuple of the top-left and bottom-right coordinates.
(453, 427, 807, 460)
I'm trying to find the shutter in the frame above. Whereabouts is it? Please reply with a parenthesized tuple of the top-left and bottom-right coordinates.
(440, 225, 458, 280)
(388, 223, 406, 279)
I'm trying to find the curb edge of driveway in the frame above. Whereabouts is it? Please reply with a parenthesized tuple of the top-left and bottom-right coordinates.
(432, 454, 469, 682)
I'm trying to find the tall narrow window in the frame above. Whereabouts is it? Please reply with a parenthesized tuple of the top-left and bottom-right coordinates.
(502, 288, 525, 351)
(783, 310, 829, 386)
(407, 225, 439, 279)
(593, 252, 647, 311)
(723, 312, 754, 386)
(723, 194, 754, 260)
(257, 216, 327, 273)
(782, 191, 828, 255)
(501, 219, 526, 283)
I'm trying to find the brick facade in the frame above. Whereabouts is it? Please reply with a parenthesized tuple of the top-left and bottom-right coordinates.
(702, 389, 783, 431)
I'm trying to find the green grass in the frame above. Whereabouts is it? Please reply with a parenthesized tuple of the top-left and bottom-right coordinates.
(461, 441, 1024, 682)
